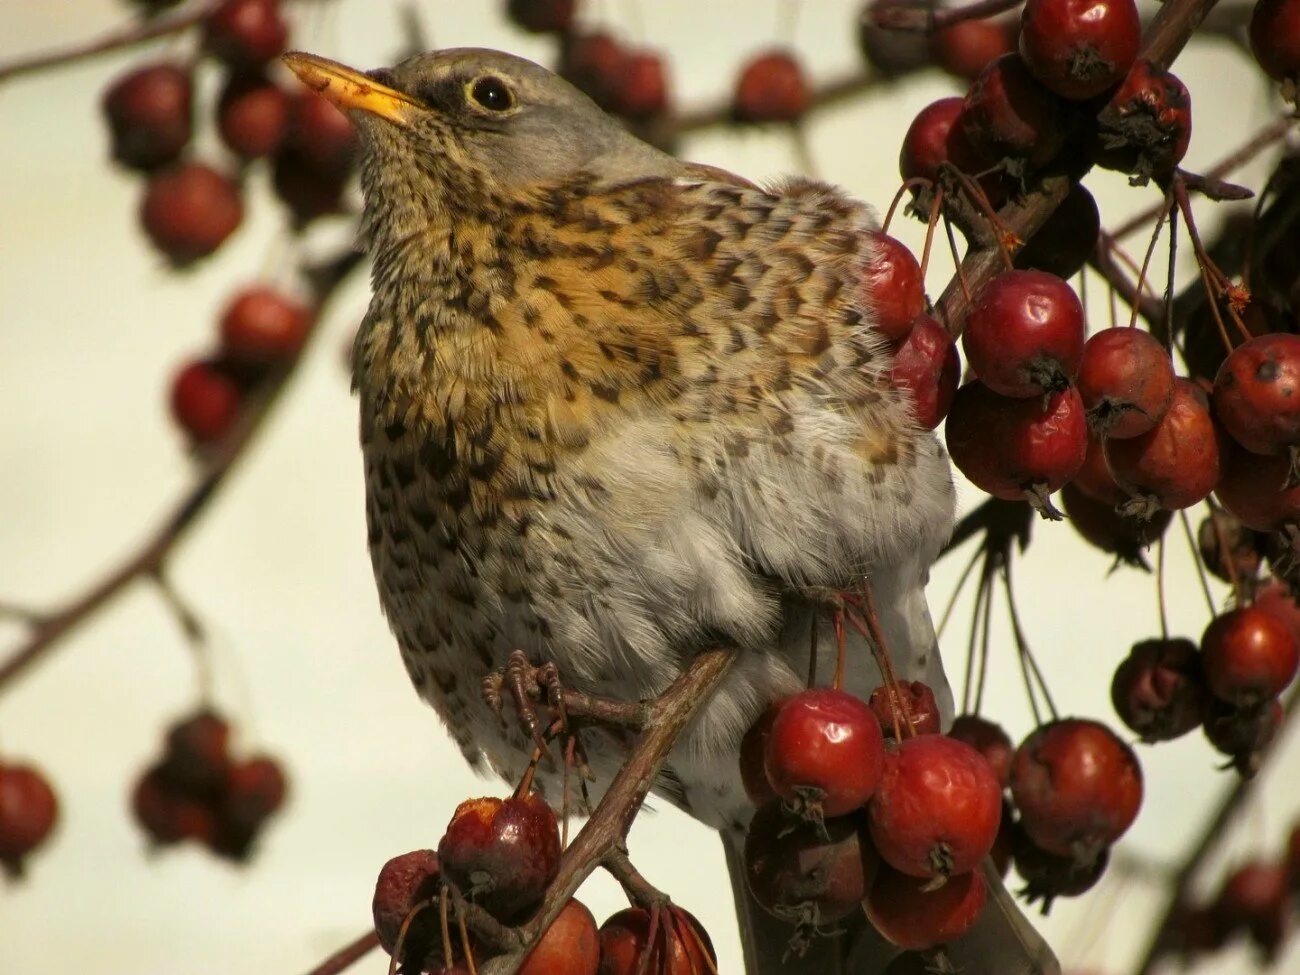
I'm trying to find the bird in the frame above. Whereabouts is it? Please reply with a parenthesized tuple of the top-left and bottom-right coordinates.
(283, 47, 1058, 975)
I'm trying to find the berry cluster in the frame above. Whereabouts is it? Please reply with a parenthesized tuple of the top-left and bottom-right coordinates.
(131, 709, 287, 861)
(0, 759, 59, 877)
(371, 791, 716, 974)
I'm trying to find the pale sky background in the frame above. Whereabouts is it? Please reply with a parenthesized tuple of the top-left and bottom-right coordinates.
(2, 2, 1298, 974)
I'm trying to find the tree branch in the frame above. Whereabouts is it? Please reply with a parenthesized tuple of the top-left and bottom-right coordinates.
(872, 0, 1025, 33)
(301, 931, 380, 975)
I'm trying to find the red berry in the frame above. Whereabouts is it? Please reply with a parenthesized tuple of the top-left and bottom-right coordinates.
(507, 0, 577, 33)
(891, 313, 961, 430)
(217, 73, 290, 159)
(1104, 378, 1221, 512)
(272, 147, 348, 224)
(617, 51, 669, 119)
(161, 709, 232, 798)
(867, 681, 942, 739)
(865, 863, 988, 950)
(868, 735, 1003, 880)
(141, 163, 243, 264)
(931, 18, 1016, 81)
(1010, 718, 1142, 860)
(1073, 431, 1126, 505)
(734, 51, 809, 123)
(1078, 328, 1176, 439)
(865, 232, 925, 342)
(860, 1, 934, 78)
(1014, 183, 1101, 279)
(170, 359, 243, 444)
(1095, 60, 1191, 183)
(560, 33, 630, 113)
(1216, 437, 1300, 532)
(204, 0, 288, 70)
(1256, 580, 1300, 648)
(1019, 0, 1141, 100)
(373, 850, 449, 971)
(1215, 862, 1291, 956)
(1213, 333, 1300, 455)
(739, 699, 786, 806)
(963, 270, 1085, 398)
(1061, 481, 1171, 565)
(219, 286, 313, 366)
(0, 764, 58, 872)
(102, 63, 193, 170)
(597, 906, 715, 975)
(962, 54, 1066, 170)
(221, 756, 288, 826)
(1250, 0, 1300, 82)
(945, 382, 1088, 508)
(286, 90, 358, 178)
(947, 714, 1014, 788)
(519, 900, 600, 975)
(1110, 637, 1205, 742)
(899, 97, 1006, 208)
(131, 766, 216, 846)
(763, 688, 885, 818)
(1013, 834, 1109, 913)
(437, 793, 561, 919)
(1203, 697, 1283, 776)
(1202, 606, 1299, 706)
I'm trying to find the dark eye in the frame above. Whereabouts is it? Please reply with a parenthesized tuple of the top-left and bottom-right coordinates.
(470, 76, 514, 112)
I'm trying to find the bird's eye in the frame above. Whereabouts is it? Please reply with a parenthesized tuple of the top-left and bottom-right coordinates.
(469, 76, 514, 112)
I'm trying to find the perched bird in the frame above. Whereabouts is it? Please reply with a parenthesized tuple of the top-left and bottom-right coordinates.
(284, 47, 1057, 975)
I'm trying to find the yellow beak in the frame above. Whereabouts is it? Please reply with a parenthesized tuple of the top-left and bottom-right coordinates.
(281, 51, 419, 126)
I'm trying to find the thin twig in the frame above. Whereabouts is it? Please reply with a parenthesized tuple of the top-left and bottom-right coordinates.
(871, 0, 1024, 31)
(300, 931, 380, 975)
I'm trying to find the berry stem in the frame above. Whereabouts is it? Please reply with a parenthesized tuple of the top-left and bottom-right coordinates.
(1155, 536, 1170, 641)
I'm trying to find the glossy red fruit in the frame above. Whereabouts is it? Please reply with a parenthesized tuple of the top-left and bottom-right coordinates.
(1201, 606, 1299, 706)
(1014, 183, 1100, 279)
(1104, 378, 1221, 512)
(962, 54, 1066, 170)
(617, 51, 668, 119)
(507, 0, 577, 33)
(373, 850, 448, 971)
(1203, 697, 1283, 776)
(868, 735, 1003, 880)
(220, 287, 312, 366)
(217, 73, 290, 159)
(1013, 834, 1109, 913)
(865, 863, 988, 950)
(161, 709, 232, 797)
(131, 766, 217, 846)
(963, 270, 1085, 398)
(891, 313, 961, 430)
(1020, 0, 1141, 100)
(734, 51, 809, 123)
(141, 163, 243, 264)
(932, 17, 1016, 81)
(286, 90, 358, 178)
(519, 900, 601, 975)
(763, 688, 885, 818)
(898, 97, 1006, 208)
(1215, 861, 1291, 956)
(204, 0, 288, 69)
(1250, 0, 1300, 82)
(1110, 638, 1205, 742)
(1213, 334, 1300, 455)
(1078, 329, 1176, 439)
(947, 715, 1014, 788)
(865, 232, 925, 342)
(1073, 432, 1126, 504)
(438, 793, 561, 919)
(1095, 60, 1191, 183)
(171, 359, 243, 443)
(945, 382, 1088, 507)
(1061, 482, 1171, 565)
(0, 764, 58, 872)
(868, 681, 942, 739)
(1255, 580, 1300, 648)
(597, 906, 716, 975)
(102, 63, 193, 170)
(739, 699, 786, 806)
(560, 33, 630, 113)
(1216, 437, 1300, 532)
(1011, 718, 1142, 860)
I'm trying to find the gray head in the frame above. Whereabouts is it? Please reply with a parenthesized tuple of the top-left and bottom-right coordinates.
(282, 47, 678, 203)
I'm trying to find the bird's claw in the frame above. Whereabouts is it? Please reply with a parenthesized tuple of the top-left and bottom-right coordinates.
(482, 649, 568, 762)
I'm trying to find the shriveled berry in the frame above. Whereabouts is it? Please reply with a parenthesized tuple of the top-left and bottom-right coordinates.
(963, 270, 1085, 398)
(597, 906, 715, 975)
(0, 764, 58, 872)
(763, 688, 885, 818)
(102, 63, 193, 170)
(932, 17, 1016, 81)
(738, 699, 786, 806)
(1078, 328, 1176, 439)
(373, 850, 447, 971)
(891, 313, 961, 430)
(519, 899, 600, 975)
(1020, 0, 1141, 100)
(962, 54, 1066, 171)
(1015, 183, 1100, 279)
(734, 51, 809, 123)
(217, 73, 290, 159)
(220, 286, 312, 366)
(867, 681, 942, 739)
(131, 766, 217, 846)
(1014, 833, 1109, 913)
(865, 232, 925, 342)
(1213, 333, 1300, 455)
(1011, 718, 1142, 861)
(1111, 637, 1205, 742)
(1201, 606, 1299, 706)
(865, 863, 988, 950)
(1061, 481, 1171, 566)
(1198, 509, 1265, 583)
(161, 709, 232, 797)
(1095, 60, 1191, 183)
(1203, 697, 1283, 776)
(204, 0, 288, 70)
(868, 735, 1003, 880)
(1250, 0, 1300, 83)
(170, 359, 243, 444)
(1104, 378, 1221, 512)
(438, 793, 562, 919)
(141, 163, 243, 264)
(947, 714, 1014, 788)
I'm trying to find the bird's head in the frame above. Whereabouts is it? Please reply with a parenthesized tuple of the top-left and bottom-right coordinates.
(282, 47, 674, 221)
